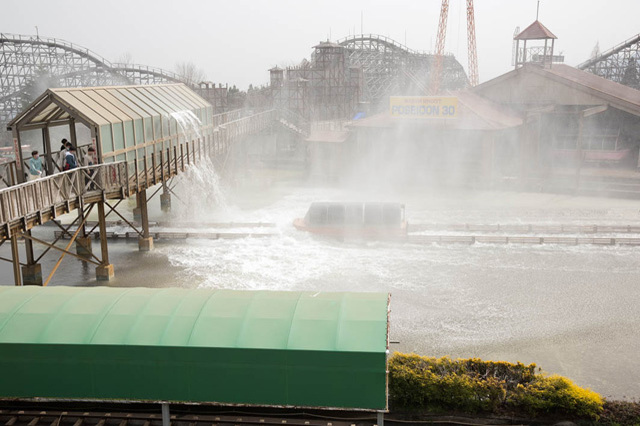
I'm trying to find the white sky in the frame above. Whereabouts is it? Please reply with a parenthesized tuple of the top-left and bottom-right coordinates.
(2, 0, 639, 89)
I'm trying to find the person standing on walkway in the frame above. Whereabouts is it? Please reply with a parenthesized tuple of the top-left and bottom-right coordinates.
(59, 139, 69, 171)
(28, 150, 43, 181)
(64, 146, 78, 170)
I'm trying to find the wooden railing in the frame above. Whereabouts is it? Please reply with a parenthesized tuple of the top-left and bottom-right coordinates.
(0, 163, 127, 234)
(127, 110, 276, 193)
(0, 110, 277, 234)
(0, 161, 18, 189)
(212, 109, 244, 128)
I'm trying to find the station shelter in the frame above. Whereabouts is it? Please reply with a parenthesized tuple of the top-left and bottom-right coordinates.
(0, 286, 389, 411)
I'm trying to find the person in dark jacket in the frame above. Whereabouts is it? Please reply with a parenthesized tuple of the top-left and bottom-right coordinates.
(64, 146, 78, 170)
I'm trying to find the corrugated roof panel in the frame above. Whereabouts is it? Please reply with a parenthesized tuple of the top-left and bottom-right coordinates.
(10, 84, 210, 130)
(158, 85, 197, 113)
(53, 91, 110, 126)
(66, 90, 123, 124)
(90, 89, 141, 122)
(31, 103, 59, 124)
(113, 88, 157, 119)
(174, 84, 210, 109)
(130, 87, 173, 116)
(139, 86, 181, 115)
(82, 90, 132, 123)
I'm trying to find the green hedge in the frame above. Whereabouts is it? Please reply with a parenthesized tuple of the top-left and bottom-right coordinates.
(388, 353, 603, 420)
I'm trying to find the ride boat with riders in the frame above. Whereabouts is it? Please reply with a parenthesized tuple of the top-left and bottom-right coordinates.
(293, 202, 407, 237)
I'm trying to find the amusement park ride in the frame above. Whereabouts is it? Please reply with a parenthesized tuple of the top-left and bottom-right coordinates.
(430, 0, 479, 94)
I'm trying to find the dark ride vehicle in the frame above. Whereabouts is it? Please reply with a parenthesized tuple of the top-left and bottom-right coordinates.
(293, 202, 407, 238)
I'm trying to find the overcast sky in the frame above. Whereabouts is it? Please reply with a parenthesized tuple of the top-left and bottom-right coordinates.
(2, 0, 639, 89)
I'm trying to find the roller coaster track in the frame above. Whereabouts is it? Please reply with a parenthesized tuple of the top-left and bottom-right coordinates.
(577, 32, 640, 90)
(0, 33, 186, 128)
(336, 34, 468, 102)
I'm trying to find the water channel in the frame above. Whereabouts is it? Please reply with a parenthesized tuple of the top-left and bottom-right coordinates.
(1, 167, 639, 400)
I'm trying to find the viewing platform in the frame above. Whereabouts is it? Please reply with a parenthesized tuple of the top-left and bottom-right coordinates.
(1, 83, 277, 286)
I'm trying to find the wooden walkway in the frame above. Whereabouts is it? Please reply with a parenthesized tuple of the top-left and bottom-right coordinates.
(0, 111, 275, 240)
(0, 110, 277, 285)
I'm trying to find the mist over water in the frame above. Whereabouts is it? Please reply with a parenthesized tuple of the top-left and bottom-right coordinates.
(147, 164, 640, 398)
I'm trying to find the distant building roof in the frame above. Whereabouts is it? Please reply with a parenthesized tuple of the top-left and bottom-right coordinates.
(514, 20, 557, 40)
(474, 63, 640, 117)
(350, 91, 522, 131)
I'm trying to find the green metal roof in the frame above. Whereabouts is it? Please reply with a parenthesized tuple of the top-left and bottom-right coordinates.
(0, 287, 388, 352)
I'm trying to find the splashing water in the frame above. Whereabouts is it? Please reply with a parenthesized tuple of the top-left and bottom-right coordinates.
(171, 110, 203, 141)
(170, 156, 234, 222)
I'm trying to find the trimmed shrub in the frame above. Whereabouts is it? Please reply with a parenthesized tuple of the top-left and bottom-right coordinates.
(388, 353, 603, 420)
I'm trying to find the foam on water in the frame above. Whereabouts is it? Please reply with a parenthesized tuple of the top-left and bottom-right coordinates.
(155, 181, 640, 398)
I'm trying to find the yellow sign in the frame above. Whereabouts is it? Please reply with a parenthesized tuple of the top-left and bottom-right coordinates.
(390, 96, 458, 119)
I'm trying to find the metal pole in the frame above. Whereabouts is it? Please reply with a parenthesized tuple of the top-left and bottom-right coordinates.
(376, 412, 384, 426)
(11, 232, 22, 286)
(161, 403, 170, 426)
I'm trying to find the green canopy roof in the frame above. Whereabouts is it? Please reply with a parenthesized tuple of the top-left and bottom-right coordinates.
(0, 287, 387, 352)
(0, 287, 389, 410)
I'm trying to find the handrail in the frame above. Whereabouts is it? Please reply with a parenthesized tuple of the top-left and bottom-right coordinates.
(212, 109, 244, 128)
(276, 108, 310, 136)
(0, 162, 127, 231)
(0, 110, 278, 233)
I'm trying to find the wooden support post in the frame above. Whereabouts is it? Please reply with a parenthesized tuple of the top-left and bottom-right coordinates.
(43, 127, 54, 175)
(160, 149, 165, 182)
(69, 118, 77, 148)
(96, 201, 114, 281)
(137, 189, 153, 251)
(11, 232, 22, 286)
(24, 230, 35, 264)
(21, 230, 42, 286)
(13, 129, 25, 184)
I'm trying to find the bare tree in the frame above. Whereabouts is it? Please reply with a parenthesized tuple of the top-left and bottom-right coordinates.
(590, 42, 601, 59)
(175, 61, 207, 86)
(115, 52, 134, 65)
